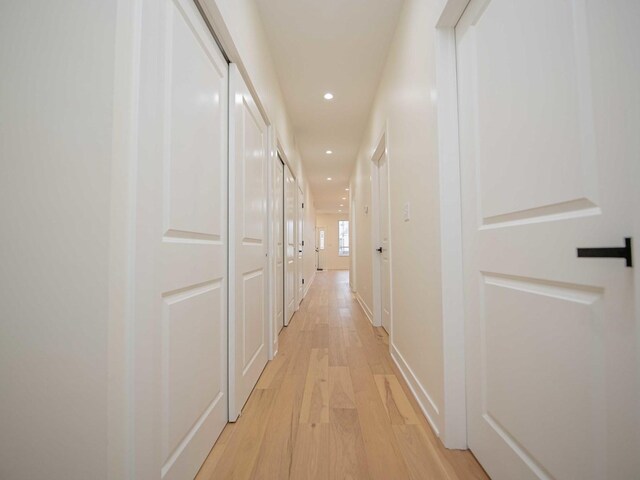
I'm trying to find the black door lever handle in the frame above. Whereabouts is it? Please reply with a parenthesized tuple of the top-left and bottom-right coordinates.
(577, 237, 632, 267)
(376, 247, 383, 253)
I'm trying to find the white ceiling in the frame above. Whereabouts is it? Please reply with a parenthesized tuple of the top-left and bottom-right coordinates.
(254, 0, 405, 213)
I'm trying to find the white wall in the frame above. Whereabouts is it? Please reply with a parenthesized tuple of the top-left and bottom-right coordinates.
(0, 1, 118, 478)
(349, 0, 446, 435)
(317, 213, 351, 271)
(200, 0, 300, 178)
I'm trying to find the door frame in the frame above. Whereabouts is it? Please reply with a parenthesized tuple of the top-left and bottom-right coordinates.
(434, 0, 471, 450)
(437, 0, 640, 457)
(370, 127, 392, 334)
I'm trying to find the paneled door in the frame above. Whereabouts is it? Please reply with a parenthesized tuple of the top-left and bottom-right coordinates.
(274, 156, 285, 334)
(376, 150, 391, 334)
(316, 226, 326, 270)
(296, 184, 305, 303)
(134, 0, 228, 477)
(229, 65, 269, 421)
(284, 165, 296, 325)
(457, 0, 639, 478)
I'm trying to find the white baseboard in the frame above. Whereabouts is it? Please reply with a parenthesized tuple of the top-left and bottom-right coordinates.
(303, 271, 316, 297)
(390, 343, 441, 437)
(355, 292, 374, 325)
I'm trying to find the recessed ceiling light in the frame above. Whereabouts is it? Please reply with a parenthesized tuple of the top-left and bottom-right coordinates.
(327, 177, 332, 181)
(340, 204, 344, 207)
(323, 92, 334, 100)
(338, 210, 342, 212)
(345, 188, 349, 191)
(342, 197, 346, 200)
(325, 150, 333, 155)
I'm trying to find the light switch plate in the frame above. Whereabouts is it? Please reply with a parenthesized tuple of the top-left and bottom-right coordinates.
(403, 202, 410, 222)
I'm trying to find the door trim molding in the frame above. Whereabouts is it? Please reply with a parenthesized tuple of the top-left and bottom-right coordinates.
(435, 0, 470, 450)
(109, 0, 143, 477)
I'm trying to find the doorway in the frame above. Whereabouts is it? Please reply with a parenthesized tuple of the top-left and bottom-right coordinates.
(296, 183, 305, 305)
(274, 154, 285, 333)
(316, 226, 326, 270)
(228, 65, 269, 422)
(132, 0, 230, 476)
(450, 0, 640, 477)
(371, 132, 392, 334)
(284, 164, 296, 325)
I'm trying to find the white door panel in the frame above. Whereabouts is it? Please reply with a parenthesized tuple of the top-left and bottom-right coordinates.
(457, 0, 639, 478)
(378, 152, 391, 334)
(275, 158, 285, 334)
(229, 65, 269, 421)
(136, 0, 228, 477)
(284, 165, 296, 324)
(296, 184, 305, 303)
(316, 226, 326, 270)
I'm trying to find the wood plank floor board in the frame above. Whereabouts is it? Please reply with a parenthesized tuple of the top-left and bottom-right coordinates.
(392, 424, 451, 479)
(290, 423, 330, 480)
(348, 363, 412, 480)
(329, 366, 356, 409)
(255, 346, 290, 390)
(202, 388, 277, 479)
(328, 325, 348, 367)
(299, 347, 329, 425)
(196, 271, 488, 480)
(312, 322, 329, 349)
(329, 407, 370, 480)
(374, 374, 419, 425)
(285, 330, 314, 377)
(249, 373, 306, 479)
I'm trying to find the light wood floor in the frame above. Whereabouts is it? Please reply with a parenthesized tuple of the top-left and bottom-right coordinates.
(196, 270, 488, 480)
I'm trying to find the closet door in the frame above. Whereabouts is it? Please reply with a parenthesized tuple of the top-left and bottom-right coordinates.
(229, 65, 269, 421)
(134, 0, 228, 478)
(284, 165, 296, 324)
(274, 157, 285, 334)
(296, 183, 305, 303)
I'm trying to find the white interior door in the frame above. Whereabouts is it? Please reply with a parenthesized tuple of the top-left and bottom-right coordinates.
(229, 64, 269, 421)
(274, 157, 285, 334)
(457, 1, 639, 478)
(284, 165, 296, 325)
(296, 184, 305, 303)
(316, 226, 326, 270)
(134, 0, 229, 477)
(377, 152, 391, 334)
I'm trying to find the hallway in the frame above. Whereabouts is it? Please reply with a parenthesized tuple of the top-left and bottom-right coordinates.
(196, 271, 487, 479)
(2, 0, 639, 478)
